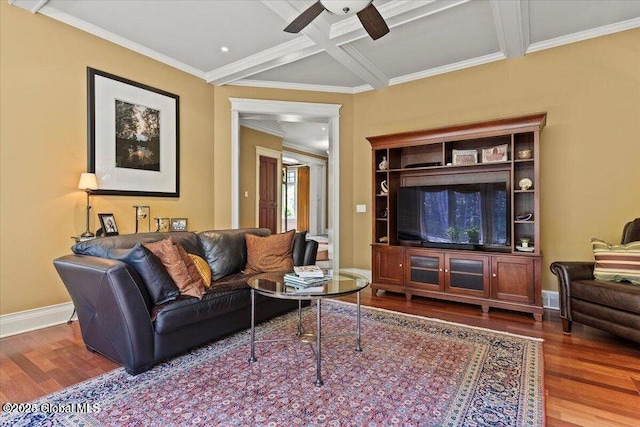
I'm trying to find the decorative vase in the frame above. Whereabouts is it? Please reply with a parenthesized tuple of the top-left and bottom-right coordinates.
(381, 180, 389, 194)
(378, 156, 388, 171)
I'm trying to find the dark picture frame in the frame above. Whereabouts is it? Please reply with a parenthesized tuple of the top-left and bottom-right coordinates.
(87, 67, 180, 197)
(98, 213, 119, 236)
(170, 218, 188, 232)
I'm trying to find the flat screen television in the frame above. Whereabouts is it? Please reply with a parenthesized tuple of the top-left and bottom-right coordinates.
(397, 183, 510, 251)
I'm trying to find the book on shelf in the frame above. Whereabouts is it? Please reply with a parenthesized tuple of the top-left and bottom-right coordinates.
(293, 265, 324, 278)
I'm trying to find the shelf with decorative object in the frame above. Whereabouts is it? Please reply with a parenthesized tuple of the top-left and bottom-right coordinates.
(368, 113, 545, 320)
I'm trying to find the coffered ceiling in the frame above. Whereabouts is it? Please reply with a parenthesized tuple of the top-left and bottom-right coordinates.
(10, 0, 640, 94)
(10, 0, 640, 150)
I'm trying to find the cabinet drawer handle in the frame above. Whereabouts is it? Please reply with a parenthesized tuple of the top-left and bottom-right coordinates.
(492, 273, 497, 277)
(445, 269, 449, 273)
(399, 264, 403, 267)
(439, 268, 443, 272)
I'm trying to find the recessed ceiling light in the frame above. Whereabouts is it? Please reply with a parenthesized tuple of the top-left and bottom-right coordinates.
(221, 46, 229, 52)
(322, 127, 326, 131)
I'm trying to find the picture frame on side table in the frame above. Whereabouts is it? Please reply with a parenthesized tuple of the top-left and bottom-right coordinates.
(170, 218, 188, 232)
(98, 213, 119, 236)
(87, 67, 180, 197)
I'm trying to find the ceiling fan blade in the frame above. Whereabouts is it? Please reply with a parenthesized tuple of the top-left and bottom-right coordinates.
(357, 3, 389, 40)
(284, 1, 325, 33)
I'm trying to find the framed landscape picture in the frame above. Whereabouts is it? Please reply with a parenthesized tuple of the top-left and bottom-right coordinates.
(87, 68, 180, 197)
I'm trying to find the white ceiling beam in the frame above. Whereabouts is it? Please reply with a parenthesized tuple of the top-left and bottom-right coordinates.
(490, 0, 530, 58)
(262, 0, 389, 89)
(206, 38, 322, 85)
(331, 0, 469, 45)
(31, 0, 49, 14)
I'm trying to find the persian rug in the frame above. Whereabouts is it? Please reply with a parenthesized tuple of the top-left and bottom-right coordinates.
(1, 301, 544, 427)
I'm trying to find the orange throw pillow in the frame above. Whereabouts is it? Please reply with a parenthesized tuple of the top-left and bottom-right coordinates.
(170, 238, 207, 293)
(144, 238, 204, 299)
(244, 230, 295, 274)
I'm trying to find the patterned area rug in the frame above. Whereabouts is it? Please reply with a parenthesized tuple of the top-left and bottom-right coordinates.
(1, 301, 544, 426)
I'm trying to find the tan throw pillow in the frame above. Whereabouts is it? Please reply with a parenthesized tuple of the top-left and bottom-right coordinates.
(244, 230, 295, 274)
(144, 239, 204, 299)
(188, 254, 212, 288)
(592, 238, 640, 285)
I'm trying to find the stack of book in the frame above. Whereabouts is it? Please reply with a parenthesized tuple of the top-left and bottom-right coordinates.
(284, 266, 328, 293)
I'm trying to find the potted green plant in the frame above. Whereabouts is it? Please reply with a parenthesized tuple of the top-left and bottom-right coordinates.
(446, 227, 461, 242)
(466, 226, 480, 244)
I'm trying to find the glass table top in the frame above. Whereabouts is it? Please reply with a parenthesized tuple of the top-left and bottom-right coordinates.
(247, 270, 369, 299)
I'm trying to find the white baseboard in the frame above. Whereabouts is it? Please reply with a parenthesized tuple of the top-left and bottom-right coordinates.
(0, 302, 75, 338)
(341, 268, 560, 310)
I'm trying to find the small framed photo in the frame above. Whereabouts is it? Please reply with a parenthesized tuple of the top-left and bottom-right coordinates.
(98, 213, 119, 236)
(452, 149, 478, 166)
(170, 218, 188, 231)
(155, 217, 170, 233)
(482, 144, 508, 163)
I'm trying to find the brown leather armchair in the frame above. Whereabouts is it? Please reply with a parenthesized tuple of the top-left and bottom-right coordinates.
(550, 218, 640, 343)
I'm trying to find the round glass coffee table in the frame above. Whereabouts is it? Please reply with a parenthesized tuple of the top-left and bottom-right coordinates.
(246, 270, 369, 386)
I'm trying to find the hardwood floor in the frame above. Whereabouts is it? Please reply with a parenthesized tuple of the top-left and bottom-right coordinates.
(1, 288, 639, 426)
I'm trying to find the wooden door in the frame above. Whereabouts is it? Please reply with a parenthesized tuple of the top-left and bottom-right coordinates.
(297, 166, 310, 232)
(259, 156, 278, 234)
(404, 248, 444, 292)
(444, 253, 490, 298)
(373, 246, 404, 285)
(491, 256, 535, 303)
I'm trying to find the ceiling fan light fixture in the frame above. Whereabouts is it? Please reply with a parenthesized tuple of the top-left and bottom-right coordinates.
(319, 0, 372, 15)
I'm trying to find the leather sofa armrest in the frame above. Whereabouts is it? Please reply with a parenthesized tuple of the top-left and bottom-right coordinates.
(53, 255, 155, 374)
(303, 239, 319, 266)
(550, 261, 595, 319)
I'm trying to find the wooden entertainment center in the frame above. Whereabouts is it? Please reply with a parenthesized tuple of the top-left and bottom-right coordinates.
(367, 114, 546, 321)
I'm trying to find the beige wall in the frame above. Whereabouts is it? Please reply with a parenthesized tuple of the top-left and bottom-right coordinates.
(1, 1, 638, 315)
(352, 28, 640, 290)
(239, 126, 283, 228)
(0, 3, 216, 314)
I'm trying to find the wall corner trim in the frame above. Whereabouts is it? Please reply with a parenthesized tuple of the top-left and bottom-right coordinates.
(0, 302, 75, 338)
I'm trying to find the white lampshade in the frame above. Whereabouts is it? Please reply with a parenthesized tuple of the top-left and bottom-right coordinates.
(78, 173, 98, 190)
(320, 0, 371, 15)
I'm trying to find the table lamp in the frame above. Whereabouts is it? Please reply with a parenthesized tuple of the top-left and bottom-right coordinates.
(78, 173, 98, 238)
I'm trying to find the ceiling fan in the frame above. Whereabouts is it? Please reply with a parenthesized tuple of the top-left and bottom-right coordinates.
(284, 0, 390, 40)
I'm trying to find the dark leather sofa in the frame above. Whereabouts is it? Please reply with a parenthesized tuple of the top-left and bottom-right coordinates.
(53, 228, 318, 374)
(550, 218, 640, 343)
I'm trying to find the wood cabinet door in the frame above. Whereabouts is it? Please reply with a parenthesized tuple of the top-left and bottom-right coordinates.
(405, 249, 444, 291)
(491, 256, 535, 303)
(444, 253, 490, 297)
(373, 246, 404, 285)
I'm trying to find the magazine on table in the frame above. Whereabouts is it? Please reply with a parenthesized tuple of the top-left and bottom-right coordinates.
(293, 265, 324, 278)
(284, 273, 330, 286)
(285, 284, 326, 293)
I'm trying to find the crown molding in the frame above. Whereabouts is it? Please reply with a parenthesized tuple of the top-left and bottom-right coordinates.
(240, 119, 286, 138)
(36, 5, 207, 79)
(229, 79, 358, 94)
(283, 141, 328, 158)
(389, 52, 506, 87)
(527, 17, 640, 54)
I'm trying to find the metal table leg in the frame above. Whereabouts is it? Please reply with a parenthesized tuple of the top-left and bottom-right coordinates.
(315, 299, 323, 387)
(297, 299, 302, 336)
(248, 289, 257, 362)
(356, 290, 363, 352)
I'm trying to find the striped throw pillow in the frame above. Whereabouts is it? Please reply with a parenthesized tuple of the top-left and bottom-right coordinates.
(592, 238, 640, 285)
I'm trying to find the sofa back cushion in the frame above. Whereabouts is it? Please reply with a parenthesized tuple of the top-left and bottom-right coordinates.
(108, 244, 180, 304)
(198, 228, 270, 281)
(72, 232, 204, 258)
(592, 238, 640, 285)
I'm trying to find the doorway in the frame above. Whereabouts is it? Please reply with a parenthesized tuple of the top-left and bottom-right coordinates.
(258, 155, 278, 234)
(230, 98, 341, 268)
